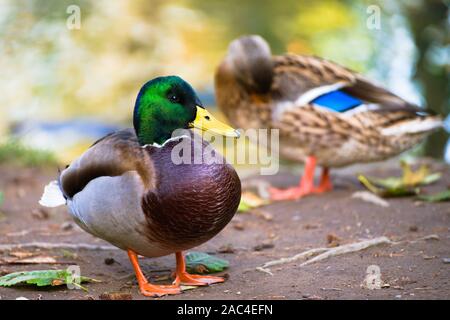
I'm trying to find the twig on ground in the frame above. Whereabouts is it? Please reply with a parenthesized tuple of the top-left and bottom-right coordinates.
(257, 237, 391, 275)
(0, 242, 118, 252)
(299, 237, 392, 267)
(257, 234, 440, 275)
(403, 234, 439, 243)
(352, 191, 390, 207)
(255, 267, 274, 276)
(261, 248, 328, 269)
(320, 287, 343, 291)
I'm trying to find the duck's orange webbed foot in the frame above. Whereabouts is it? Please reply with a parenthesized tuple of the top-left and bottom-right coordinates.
(269, 156, 317, 201)
(174, 273, 224, 286)
(127, 250, 181, 297)
(139, 282, 181, 297)
(173, 252, 224, 286)
(268, 185, 313, 201)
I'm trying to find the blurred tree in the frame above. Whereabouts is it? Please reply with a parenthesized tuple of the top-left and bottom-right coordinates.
(402, 0, 449, 158)
(190, 0, 375, 72)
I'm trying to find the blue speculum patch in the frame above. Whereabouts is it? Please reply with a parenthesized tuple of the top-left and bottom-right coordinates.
(312, 90, 362, 112)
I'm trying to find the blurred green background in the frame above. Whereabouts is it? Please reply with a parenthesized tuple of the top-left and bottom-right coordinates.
(0, 0, 448, 164)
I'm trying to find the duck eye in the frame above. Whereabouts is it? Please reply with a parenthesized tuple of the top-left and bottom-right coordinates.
(204, 116, 210, 121)
(169, 94, 180, 103)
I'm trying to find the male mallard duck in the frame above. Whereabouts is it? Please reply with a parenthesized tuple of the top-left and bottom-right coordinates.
(40, 76, 241, 297)
(215, 35, 442, 201)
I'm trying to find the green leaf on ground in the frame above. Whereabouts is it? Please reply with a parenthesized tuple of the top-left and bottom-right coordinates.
(0, 270, 99, 291)
(417, 189, 450, 202)
(185, 252, 229, 274)
(358, 161, 441, 198)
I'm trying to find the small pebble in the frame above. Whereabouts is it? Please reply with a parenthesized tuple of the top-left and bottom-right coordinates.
(217, 244, 235, 254)
(443, 258, 450, 264)
(99, 292, 132, 300)
(233, 222, 245, 231)
(61, 221, 74, 231)
(253, 243, 274, 251)
(31, 208, 49, 220)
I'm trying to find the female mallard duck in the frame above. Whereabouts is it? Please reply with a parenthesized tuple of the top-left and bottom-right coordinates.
(40, 76, 241, 297)
(215, 35, 442, 201)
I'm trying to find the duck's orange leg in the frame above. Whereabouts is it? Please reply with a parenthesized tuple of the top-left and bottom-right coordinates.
(127, 250, 181, 297)
(315, 167, 333, 193)
(173, 251, 224, 286)
(269, 156, 332, 200)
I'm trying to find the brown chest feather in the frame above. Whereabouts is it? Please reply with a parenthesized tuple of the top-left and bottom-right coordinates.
(142, 138, 241, 250)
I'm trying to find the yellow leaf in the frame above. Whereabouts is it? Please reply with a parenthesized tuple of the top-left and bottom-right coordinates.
(238, 191, 269, 212)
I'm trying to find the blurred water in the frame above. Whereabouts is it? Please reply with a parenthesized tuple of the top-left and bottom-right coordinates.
(11, 119, 123, 162)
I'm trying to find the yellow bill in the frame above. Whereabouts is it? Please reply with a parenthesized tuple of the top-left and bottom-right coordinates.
(190, 106, 240, 138)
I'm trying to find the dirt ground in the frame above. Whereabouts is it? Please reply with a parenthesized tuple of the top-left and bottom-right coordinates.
(0, 160, 449, 300)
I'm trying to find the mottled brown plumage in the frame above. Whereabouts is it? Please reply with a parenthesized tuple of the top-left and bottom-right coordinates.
(215, 35, 442, 168)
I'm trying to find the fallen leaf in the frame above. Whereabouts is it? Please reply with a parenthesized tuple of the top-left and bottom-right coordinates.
(180, 285, 197, 292)
(238, 191, 269, 212)
(401, 161, 441, 186)
(8, 251, 36, 259)
(358, 161, 441, 198)
(0, 269, 99, 291)
(51, 279, 64, 286)
(185, 252, 229, 274)
(417, 189, 450, 202)
(358, 175, 418, 197)
(0, 256, 64, 265)
(326, 233, 341, 248)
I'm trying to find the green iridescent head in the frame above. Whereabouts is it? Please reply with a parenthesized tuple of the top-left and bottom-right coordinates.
(133, 76, 239, 145)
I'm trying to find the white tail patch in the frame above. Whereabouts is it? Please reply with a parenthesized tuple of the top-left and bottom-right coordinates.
(381, 117, 443, 136)
(39, 181, 66, 207)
